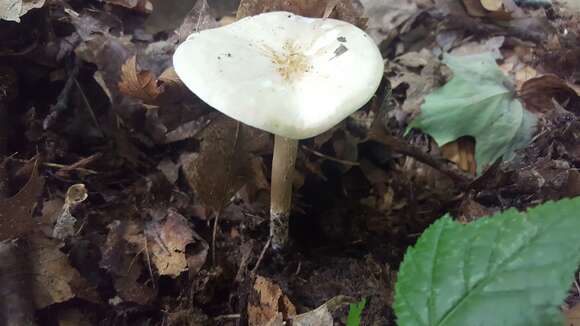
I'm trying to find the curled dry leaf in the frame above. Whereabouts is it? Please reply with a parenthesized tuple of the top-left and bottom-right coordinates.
(119, 56, 163, 104)
(248, 275, 297, 326)
(520, 74, 580, 113)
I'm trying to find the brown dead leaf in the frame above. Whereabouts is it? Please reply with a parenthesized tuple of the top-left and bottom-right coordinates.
(388, 49, 447, 121)
(181, 113, 272, 217)
(236, 0, 366, 28)
(248, 275, 297, 326)
(520, 74, 580, 113)
(0, 163, 44, 241)
(175, 0, 220, 42)
(28, 235, 98, 308)
(145, 210, 203, 277)
(119, 56, 163, 104)
(360, 0, 419, 44)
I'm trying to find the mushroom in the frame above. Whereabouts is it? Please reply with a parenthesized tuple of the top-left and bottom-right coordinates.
(173, 11, 383, 250)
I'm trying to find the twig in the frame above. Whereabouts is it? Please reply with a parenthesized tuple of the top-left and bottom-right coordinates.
(214, 314, 241, 321)
(369, 127, 473, 188)
(251, 237, 271, 275)
(55, 153, 102, 177)
(144, 235, 156, 289)
(301, 145, 360, 166)
(43, 58, 81, 130)
(7, 157, 98, 175)
(73, 79, 105, 137)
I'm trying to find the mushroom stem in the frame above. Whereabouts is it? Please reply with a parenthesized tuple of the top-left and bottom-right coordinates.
(270, 134, 299, 250)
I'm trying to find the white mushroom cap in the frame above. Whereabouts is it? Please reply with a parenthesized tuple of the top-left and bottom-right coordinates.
(173, 11, 384, 139)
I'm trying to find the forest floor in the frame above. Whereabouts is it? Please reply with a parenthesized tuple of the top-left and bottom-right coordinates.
(0, 0, 579, 325)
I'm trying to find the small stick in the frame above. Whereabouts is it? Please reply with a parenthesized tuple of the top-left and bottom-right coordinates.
(251, 237, 271, 275)
(301, 145, 360, 166)
(369, 127, 473, 187)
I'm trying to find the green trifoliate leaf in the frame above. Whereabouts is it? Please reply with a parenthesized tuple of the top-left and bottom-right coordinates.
(409, 53, 537, 174)
(347, 298, 367, 326)
(394, 197, 580, 326)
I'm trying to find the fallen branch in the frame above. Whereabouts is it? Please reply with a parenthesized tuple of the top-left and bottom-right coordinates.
(368, 126, 473, 188)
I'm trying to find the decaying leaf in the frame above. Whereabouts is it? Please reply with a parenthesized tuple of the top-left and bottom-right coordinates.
(248, 275, 297, 326)
(28, 235, 97, 308)
(145, 209, 205, 277)
(0, 0, 45, 22)
(0, 163, 44, 241)
(175, 0, 220, 42)
(387, 49, 447, 120)
(359, 0, 419, 44)
(181, 114, 271, 216)
(100, 219, 157, 304)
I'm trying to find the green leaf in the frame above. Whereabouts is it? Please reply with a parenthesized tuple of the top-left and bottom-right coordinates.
(394, 197, 580, 326)
(346, 298, 367, 326)
(409, 53, 537, 174)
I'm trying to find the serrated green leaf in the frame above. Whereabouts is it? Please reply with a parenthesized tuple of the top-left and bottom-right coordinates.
(347, 298, 367, 326)
(394, 197, 580, 326)
(409, 53, 537, 174)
